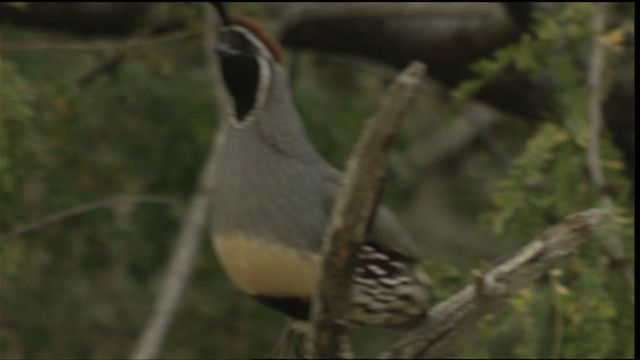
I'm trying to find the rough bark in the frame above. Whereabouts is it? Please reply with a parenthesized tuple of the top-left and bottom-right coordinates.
(381, 208, 609, 359)
(308, 61, 426, 358)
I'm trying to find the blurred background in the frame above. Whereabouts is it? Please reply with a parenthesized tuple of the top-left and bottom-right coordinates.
(0, 2, 634, 358)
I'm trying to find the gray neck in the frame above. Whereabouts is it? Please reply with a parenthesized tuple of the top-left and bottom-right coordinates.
(211, 65, 330, 252)
(219, 64, 322, 162)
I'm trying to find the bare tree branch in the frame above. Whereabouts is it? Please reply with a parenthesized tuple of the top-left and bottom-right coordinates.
(129, 141, 217, 360)
(264, 3, 507, 38)
(584, 3, 634, 298)
(398, 102, 507, 175)
(72, 28, 200, 86)
(265, 2, 546, 119)
(267, 3, 635, 186)
(0, 3, 153, 35)
(585, 3, 607, 190)
(1, 23, 201, 88)
(0, 194, 175, 241)
(129, 5, 221, 359)
(381, 208, 609, 359)
(307, 61, 426, 358)
(77, 51, 128, 86)
(0, 28, 201, 52)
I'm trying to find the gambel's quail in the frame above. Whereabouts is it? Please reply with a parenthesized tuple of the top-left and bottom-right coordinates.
(208, 4, 430, 351)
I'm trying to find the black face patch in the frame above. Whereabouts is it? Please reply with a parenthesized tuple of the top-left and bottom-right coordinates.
(218, 28, 264, 122)
(220, 53, 259, 121)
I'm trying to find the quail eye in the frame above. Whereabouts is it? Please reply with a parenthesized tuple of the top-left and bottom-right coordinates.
(221, 30, 258, 57)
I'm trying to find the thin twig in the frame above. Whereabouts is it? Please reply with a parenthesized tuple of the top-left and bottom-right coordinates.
(77, 51, 128, 86)
(551, 298, 566, 359)
(402, 102, 505, 175)
(381, 208, 609, 359)
(0, 194, 175, 241)
(128, 6, 221, 359)
(0, 28, 201, 52)
(265, 3, 501, 38)
(584, 3, 634, 297)
(1, 27, 202, 87)
(585, 3, 607, 190)
(74, 28, 200, 86)
(307, 61, 426, 358)
(129, 141, 217, 360)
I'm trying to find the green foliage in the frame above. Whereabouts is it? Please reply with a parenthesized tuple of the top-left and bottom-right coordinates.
(0, 2, 634, 359)
(0, 23, 255, 358)
(420, 260, 466, 304)
(0, 10, 410, 359)
(452, 3, 635, 358)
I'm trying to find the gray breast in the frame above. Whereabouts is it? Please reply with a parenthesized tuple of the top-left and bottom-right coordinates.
(211, 126, 327, 253)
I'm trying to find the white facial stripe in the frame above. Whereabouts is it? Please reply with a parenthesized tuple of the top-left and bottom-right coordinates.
(226, 26, 273, 129)
(230, 25, 275, 61)
(229, 56, 271, 129)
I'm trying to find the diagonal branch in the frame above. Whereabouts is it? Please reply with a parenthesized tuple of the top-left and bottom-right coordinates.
(129, 143, 217, 360)
(381, 208, 609, 359)
(1, 28, 202, 86)
(307, 61, 426, 358)
(0, 194, 175, 241)
(128, 5, 223, 359)
(265, 3, 507, 39)
(0, 28, 201, 52)
(585, 3, 607, 190)
(584, 3, 634, 297)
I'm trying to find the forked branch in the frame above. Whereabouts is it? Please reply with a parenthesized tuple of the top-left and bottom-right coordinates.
(381, 208, 609, 359)
(307, 61, 426, 358)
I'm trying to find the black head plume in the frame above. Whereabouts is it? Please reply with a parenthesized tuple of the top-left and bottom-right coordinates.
(210, 2, 230, 26)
